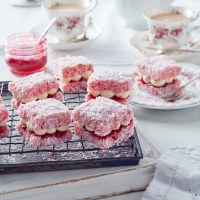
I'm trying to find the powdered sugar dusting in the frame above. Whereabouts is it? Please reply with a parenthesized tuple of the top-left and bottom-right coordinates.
(73, 97, 133, 136)
(137, 55, 175, 68)
(8, 72, 58, 100)
(88, 70, 133, 82)
(87, 70, 134, 92)
(54, 55, 91, 70)
(9, 72, 57, 89)
(136, 55, 181, 80)
(19, 99, 71, 130)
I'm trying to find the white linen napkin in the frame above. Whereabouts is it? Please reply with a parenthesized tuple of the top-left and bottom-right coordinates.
(142, 146, 200, 200)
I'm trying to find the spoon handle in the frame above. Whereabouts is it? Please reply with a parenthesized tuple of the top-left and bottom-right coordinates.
(37, 17, 56, 43)
(180, 74, 200, 89)
(145, 46, 200, 55)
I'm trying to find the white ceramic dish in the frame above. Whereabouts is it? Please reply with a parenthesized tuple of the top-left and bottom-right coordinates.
(129, 31, 200, 61)
(130, 63, 200, 110)
(31, 21, 103, 51)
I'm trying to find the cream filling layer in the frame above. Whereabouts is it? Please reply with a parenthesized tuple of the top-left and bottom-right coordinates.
(33, 125, 69, 135)
(21, 88, 58, 103)
(20, 118, 68, 136)
(87, 89, 131, 99)
(61, 70, 93, 83)
(142, 76, 176, 87)
(0, 119, 8, 126)
(80, 119, 131, 136)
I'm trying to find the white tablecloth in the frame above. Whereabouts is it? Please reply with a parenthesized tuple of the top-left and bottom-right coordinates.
(142, 146, 200, 200)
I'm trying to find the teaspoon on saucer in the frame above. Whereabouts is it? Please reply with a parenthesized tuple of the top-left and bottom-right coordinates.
(31, 19, 103, 50)
(162, 74, 200, 101)
(144, 46, 200, 55)
(37, 17, 56, 43)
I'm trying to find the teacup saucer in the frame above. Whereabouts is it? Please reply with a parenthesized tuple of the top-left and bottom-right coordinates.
(129, 31, 200, 61)
(31, 21, 103, 51)
(9, 0, 41, 7)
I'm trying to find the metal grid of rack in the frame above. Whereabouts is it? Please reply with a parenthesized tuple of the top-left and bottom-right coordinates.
(0, 81, 143, 174)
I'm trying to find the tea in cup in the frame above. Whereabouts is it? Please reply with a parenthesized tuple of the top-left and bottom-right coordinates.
(42, 0, 97, 41)
(144, 7, 199, 50)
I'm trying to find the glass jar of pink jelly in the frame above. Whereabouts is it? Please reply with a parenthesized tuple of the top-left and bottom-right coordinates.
(5, 32, 47, 76)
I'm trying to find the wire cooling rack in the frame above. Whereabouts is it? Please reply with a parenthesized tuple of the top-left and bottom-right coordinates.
(0, 81, 143, 174)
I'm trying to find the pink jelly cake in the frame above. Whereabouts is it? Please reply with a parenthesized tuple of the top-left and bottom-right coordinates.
(0, 103, 9, 138)
(17, 98, 71, 147)
(8, 72, 63, 109)
(54, 55, 94, 92)
(86, 70, 134, 104)
(73, 97, 134, 149)
(136, 55, 182, 96)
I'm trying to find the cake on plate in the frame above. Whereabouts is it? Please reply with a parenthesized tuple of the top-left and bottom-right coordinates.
(136, 55, 182, 96)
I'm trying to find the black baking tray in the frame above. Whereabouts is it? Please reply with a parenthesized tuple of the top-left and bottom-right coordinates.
(0, 81, 143, 174)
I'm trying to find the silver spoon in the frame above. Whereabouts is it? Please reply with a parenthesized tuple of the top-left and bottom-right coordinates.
(162, 74, 200, 101)
(37, 17, 56, 43)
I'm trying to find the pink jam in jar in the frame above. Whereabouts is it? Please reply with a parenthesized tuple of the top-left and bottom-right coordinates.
(5, 32, 47, 76)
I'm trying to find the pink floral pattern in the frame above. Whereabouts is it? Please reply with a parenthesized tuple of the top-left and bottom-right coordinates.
(170, 27, 183, 36)
(155, 27, 168, 39)
(55, 16, 82, 30)
(68, 17, 80, 29)
(56, 21, 64, 27)
(154, 26, 183, 39)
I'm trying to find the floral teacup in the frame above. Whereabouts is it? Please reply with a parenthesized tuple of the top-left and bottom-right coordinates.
(144, 7, 199, 50)
(42, 0, 97, 41)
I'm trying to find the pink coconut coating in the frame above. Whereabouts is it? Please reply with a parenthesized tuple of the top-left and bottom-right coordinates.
(54, 55, 93, 79)
(136, 55, 181, 80)
(0, 101, 9, 138)
(11, 98, 21, 110)
(19, 99, 71, 130)
(74, 120, 134, 149)
(51, 91, 64, 102)
(137, 79, 181, 96)
(85, 93, 130, 105)
(11, 91, 64, 109)
(0, 104, 9, 122)
(0, 96, 2, 103)
(0, 126, 9, 138)
(73, 97, 133, 136)
(87, 70, 134, 93)
(8, 72, 59, 100)
(17, 123, 71, 147)
(61, 79, 87, 93)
